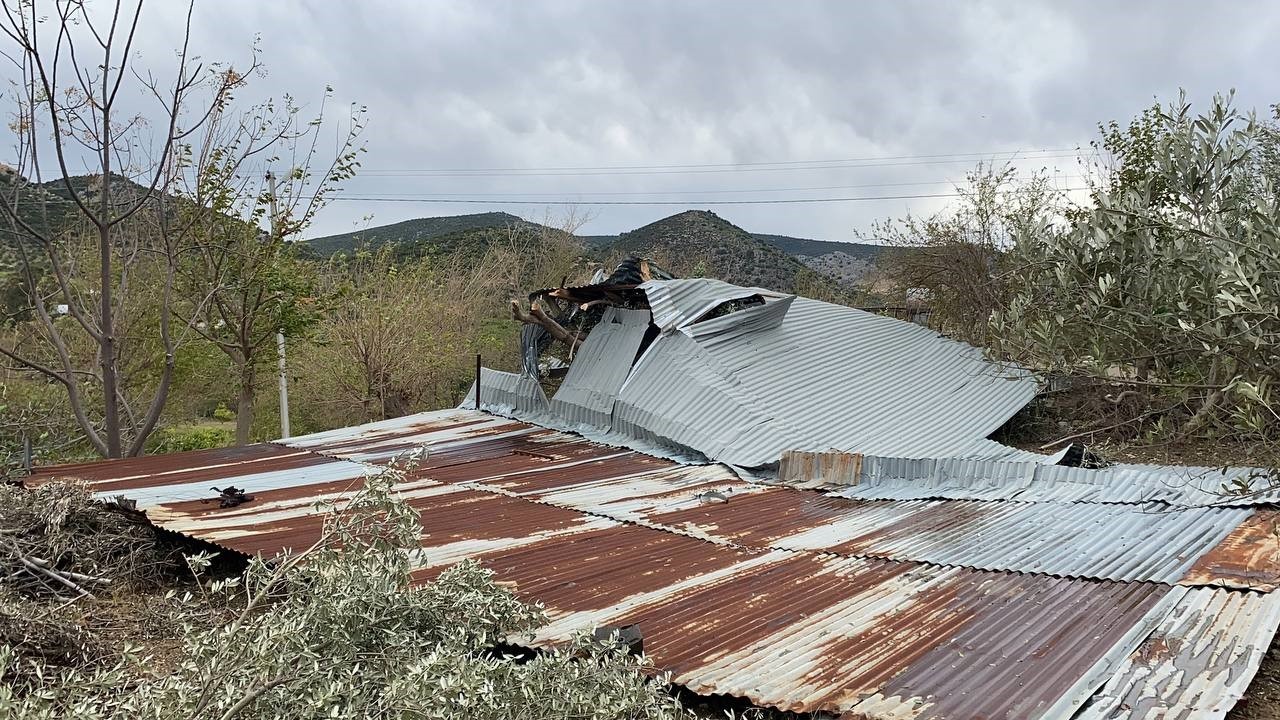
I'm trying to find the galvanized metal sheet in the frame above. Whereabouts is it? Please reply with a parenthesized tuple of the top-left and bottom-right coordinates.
(476, 278, 1042, 469)
(549, 307, 651, 429)
(641, 277, 776, 331)
(826, 453, 1280, 507)
(1075, 586, 1280, 720)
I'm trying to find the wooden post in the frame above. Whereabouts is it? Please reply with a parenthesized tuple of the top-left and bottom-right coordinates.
(474, 354, 482, 410)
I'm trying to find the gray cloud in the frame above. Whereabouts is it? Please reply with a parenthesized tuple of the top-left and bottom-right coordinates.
(86, 1, 1280, 239)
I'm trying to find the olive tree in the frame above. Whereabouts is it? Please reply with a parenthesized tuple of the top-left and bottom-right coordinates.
(992, 92, 1280, 446)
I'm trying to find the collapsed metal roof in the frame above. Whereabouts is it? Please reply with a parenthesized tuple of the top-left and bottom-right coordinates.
(478, 278, 1042, 468)
(26, 409, 1280, 719)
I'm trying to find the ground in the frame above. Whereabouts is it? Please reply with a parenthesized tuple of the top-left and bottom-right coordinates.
(1228, 640, 1280, 719)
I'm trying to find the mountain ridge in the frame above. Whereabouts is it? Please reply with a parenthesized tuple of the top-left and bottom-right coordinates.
(305, 210, 884, 292)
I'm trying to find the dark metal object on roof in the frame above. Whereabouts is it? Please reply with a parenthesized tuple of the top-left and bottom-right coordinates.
(208, 485, 253, 508)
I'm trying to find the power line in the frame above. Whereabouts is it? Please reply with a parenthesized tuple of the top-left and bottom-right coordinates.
(360, 150, 1084, 177)
(335, 175, 1090, 199)
(329, 188, 1089, 206)
(361, 147, 1081, 174)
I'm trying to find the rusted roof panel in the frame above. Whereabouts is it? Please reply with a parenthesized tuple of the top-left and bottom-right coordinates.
(1181, 510, 1280, 591)
(22, 408, 1280, 719)
(25, 443, 371, 508)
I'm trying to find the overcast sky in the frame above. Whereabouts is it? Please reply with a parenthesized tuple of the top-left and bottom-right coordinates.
(66, 1, 1280, 240)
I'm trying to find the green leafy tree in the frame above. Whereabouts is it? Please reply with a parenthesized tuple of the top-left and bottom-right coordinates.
(165, 76, 364, 447)
(993, 92, 1280, 447)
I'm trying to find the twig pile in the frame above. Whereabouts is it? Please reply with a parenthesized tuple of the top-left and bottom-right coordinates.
(1, 481, 165, 599)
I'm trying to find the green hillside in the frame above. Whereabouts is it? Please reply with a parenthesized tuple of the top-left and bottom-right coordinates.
(607, 210, 846, 296)
(304, 209, 867, 295)
(305, 212, 536, 256)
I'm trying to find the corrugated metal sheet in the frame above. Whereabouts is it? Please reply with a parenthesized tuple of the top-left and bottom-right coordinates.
(638, 490, 1249, 584)
(474, 278, 1043, 468)
(1181, 510, 1280, 591)
(549, 307, 651, 429)
(824, 453, 1280, 507)
(642, 277, 776, 331)
(1076, 586, 1280, 719)
(22, 408, 1280, 719)
(636, 287, 1040, 464)
(25, 443, 372, 508)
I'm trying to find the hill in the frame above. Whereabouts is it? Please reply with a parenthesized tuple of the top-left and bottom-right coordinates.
(752, 233, 884, 261)
(752, 233, 885, 287)
(606, 210, 846, 296)
(305, 210, 875, 295)
(305, 212, 537, 256)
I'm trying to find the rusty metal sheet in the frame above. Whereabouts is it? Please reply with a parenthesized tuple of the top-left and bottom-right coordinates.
(778, 449, 862, 488)
(285, 410, 536, 463)
(26, 443, 371, 509)
(20, 408, 1280, 718)
(1181, 510, 1280, 591)
(25, 444, 324, 490)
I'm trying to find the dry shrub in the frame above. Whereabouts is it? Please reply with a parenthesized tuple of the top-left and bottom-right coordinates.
(1, 481, 173, 598)
(0, 588, 106, 680)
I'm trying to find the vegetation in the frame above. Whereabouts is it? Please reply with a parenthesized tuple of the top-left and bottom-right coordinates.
(609, 210, 849, 300)
(305, 211, 548, 257)
(993, 93, 1280, 453)
(861, 164, 1067, 345)
(860, 92, 1280, 459)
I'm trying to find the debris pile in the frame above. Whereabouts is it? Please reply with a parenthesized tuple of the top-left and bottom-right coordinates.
(0, 481, 164, 599)
(510, 256, 675, 377)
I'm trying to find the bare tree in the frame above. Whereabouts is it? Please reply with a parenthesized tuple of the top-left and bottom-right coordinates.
(0, 0, 357, 455)
(173, 90, 365, 444)
(0, 0, 229, 457)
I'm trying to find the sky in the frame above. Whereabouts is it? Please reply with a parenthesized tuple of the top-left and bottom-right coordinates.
(23, 0, 1280, 241)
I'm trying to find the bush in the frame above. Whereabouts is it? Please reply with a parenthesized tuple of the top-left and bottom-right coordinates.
(211, 403, 234, 422)
(145, 425, 234, 454)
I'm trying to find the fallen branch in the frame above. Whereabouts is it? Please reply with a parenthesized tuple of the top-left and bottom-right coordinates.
(14, 553, 94, 599)
(510, 300, 583, 351)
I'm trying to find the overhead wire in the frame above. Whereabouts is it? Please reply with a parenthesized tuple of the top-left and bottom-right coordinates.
(329, 188, 1090, 206)
(332, 174, 1090, 199)
(360, 148, 1085, 177)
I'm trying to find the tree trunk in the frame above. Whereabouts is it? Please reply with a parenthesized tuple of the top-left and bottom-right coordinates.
(236, 363, 256, 446)
(99, 217, 122, 457)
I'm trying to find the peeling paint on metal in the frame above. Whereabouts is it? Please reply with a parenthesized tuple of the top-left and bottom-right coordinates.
(21, 407, 1280, 719)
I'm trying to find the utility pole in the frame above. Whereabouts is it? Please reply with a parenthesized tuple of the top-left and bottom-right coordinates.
(266, 171, 291, 439)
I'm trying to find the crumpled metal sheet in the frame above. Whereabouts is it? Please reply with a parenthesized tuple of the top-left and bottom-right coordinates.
(549, 307, 651, 429)
(1075, 586, 1280, 719)
(642, 277, 775, 331)
(482, 278, 1043, 469)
